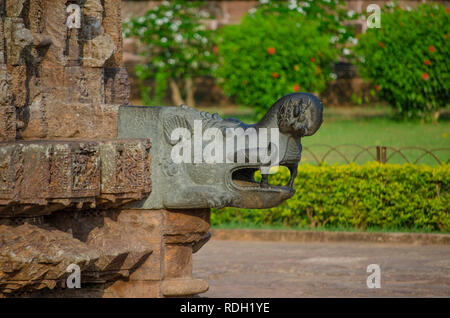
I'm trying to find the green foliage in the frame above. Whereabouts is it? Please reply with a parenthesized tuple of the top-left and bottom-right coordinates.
(212, 163, 450, 231)
(354, 3, 450, 120)
(215, 0, 357, 115)
(123, 0, 217, 104)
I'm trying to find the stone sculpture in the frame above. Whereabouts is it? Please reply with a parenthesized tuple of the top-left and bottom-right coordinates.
(118, 93, 322, 209)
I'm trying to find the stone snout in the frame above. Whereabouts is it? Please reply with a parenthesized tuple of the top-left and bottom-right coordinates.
(118, 93, 323, 210)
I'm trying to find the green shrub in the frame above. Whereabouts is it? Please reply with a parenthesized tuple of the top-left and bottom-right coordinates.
(212, 163, 450, 231)
(215, 0, 357, 115)
(354, 3, 450, 120)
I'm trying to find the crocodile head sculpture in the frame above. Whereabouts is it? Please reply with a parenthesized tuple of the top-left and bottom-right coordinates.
(118, 92, 323, 209)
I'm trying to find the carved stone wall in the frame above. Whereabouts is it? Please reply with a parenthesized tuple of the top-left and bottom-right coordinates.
(0, 139, 152, 217)
(0, 208, 210, 297)
(0, 0, 212, 298)
(0, 0, 129, 141)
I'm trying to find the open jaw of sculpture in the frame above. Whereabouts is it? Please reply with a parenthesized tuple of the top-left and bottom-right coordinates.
(118, 92, 323, 210)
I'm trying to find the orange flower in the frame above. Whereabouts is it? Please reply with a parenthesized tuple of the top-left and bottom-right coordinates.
(310, 57, 316, 63)
(424, 59, 431, 66)
(315, 65, 321, 74)
(267, 47, 276, 55)
(378, 42, 385, 48)
(422, 72, 429, 81)
(294, 65, 300, 71)
(429, 45, 436, 53)
(375, 85, 380, 92)
(213, 45, 219, 54)
(292, 84, 300, 92)
(271, 72, 279, 79)
(446, 7, 450, 14)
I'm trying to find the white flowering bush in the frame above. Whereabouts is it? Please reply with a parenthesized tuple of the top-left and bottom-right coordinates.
(252, 0, 359, 57)
(215, 0, 358, 113)
(123, 0, 217, 105)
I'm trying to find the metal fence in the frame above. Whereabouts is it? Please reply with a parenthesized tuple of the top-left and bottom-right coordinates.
(301, 144, 450, 165)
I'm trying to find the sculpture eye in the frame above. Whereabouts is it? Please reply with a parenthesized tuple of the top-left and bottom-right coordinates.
(293, 104, 300, 117)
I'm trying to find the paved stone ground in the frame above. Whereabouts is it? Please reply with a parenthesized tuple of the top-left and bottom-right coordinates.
(193, 240, 450, 297)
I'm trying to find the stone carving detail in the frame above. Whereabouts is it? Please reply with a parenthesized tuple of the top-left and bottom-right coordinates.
(0, 106, 15, 141)
(0, 139, 152, 217)
(118, 92, 323, 210)
(0, 0, 129, 142)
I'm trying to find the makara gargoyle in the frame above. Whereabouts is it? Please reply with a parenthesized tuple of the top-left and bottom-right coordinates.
(118, 92, 323, 209)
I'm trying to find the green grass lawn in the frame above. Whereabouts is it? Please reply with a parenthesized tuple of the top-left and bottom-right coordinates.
(212, 221, 449, 234)
(198, 105, 450, 165)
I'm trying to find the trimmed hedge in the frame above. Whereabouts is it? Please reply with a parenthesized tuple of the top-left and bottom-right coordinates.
(212, 163, 449, 231)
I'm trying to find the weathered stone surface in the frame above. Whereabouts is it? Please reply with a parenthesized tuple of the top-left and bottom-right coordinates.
(4, 17, 33, 66)
(104, 67, 130, 105)
(24, 102, 119, 139)
(83, 34, 116, 68)
(5, 0, 25, 17)
(165, 245, 193, 278)
(104, 0, 123, 67)
(116, 210, 163, 281)
(0, 106, 15, 141)
(0, 139, 151, 216)
(0, 223, 99, 294)
(164, 209, 211, 244)
(104, 280, 160, 298)
(63, 67, 105, 105)
(161, 278, 209, 297)
(45, 210, 155, 280)
(0, 66, 11, 106)
(42, 0, 67, 66)
(7, 65, 27, 108)
(0, 19, 4, 64)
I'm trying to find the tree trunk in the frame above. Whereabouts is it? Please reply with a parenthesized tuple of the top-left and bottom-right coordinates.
(185, 77, 196, 107)
(169, 78, 184, 106)
(433, 111, 440, 124)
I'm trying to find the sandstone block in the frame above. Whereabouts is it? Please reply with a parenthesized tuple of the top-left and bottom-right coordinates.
(42, 0, 68, 66)
(164, 209, 211, 244)
(104, 0, 123, 67)
(165, 245, 193, 278)
(5, 0, 25, 17)
(0, 18, 4, 63)
(104, 67, 130, 105)
(0, 106, 15, 141)
(0, 65, 12, 106)
(83, 34, 116, 68)
(63, 66, 105, 104)
(161, 278, 209, 297)
(24, 101, 119, 139)
(4, 17, 33, 66)
(0, 223, 99, 294)
(104, 280, 160, 298)
(7, 65, 27, 107)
